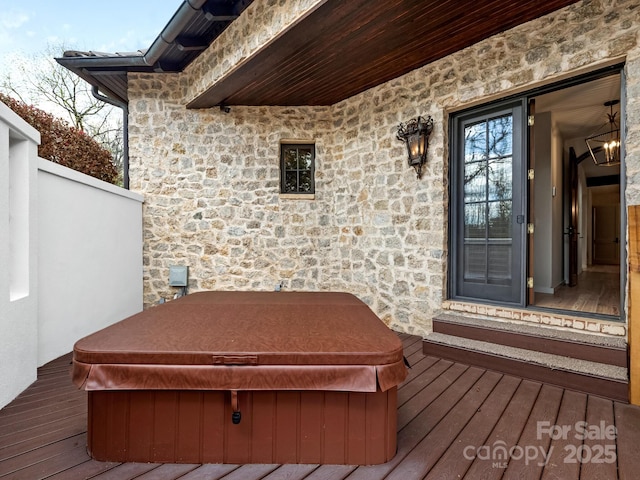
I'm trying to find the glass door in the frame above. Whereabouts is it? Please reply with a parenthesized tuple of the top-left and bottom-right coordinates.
(451, 100, 526, 304)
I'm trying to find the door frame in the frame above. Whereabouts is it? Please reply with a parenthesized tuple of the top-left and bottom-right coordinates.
(447, 63, 626, 318)
(449, 97, 528, 306)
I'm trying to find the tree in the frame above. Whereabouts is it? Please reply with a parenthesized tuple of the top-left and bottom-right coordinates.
(0, 92, 118, 184)
(1, 43, 124, 183)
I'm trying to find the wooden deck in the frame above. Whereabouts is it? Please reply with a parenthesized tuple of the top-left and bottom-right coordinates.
(2, 333, 639, 480)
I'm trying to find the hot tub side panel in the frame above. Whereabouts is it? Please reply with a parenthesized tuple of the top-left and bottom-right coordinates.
(87, 388, 398, 465)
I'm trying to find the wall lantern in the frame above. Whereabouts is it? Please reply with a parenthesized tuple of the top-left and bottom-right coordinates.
(397, 115, 434, 179)
(585, 100, 621, 167)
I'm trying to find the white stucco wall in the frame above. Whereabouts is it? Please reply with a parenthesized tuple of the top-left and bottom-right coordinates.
(0, 101, 145, 409)
(37, 159, 144, 366)
(0, 102, 39, 410)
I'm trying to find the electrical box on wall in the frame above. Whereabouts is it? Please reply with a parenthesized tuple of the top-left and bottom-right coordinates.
(169, 265, 188, 287)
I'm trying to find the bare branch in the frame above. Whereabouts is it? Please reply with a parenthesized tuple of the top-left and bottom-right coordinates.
(0, 42, 124, 183)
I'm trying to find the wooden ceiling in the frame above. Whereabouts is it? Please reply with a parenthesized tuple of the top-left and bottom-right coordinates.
(187, 0, 580, 108)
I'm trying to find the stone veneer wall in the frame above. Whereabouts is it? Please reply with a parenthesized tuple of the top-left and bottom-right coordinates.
(129, 0, 640, 337)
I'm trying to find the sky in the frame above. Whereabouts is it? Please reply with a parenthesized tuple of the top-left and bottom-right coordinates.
(0, 0, 179, 64)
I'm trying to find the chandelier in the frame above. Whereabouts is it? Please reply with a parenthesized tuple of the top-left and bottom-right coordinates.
(585, 100, 620, 167)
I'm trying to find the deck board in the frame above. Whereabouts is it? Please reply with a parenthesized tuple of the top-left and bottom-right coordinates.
(615, 402, 640, 479)
(502, 383, 564, 478)
(397, 357, 450, 406)
(424, 374, 521, 479)
(541, 389, 587, 480)
(386, 370, 503, 480)
(1, 335, 639, 480)
(81, 462, 161, 480)
(130, 463, 202, 479)
(44, 459, 121, 480)
(442, 375, 542, 480)
(580, 396, 618, 479)
(301, 465, 357, 480)
(166, 463, 240, 480)
(397, 362, 469, 430)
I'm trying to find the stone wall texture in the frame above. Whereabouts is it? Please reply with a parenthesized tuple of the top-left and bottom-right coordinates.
(129, 0, 640, 337)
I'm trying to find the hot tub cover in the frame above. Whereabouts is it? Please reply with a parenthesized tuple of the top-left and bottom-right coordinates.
(73, 291, 407, 393)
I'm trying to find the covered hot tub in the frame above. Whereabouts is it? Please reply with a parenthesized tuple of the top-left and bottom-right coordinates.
(72, 291, 407, 464)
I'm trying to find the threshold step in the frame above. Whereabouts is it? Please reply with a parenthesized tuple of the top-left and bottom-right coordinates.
(423, 332, 628, 402)
(433, 312, 627, 367)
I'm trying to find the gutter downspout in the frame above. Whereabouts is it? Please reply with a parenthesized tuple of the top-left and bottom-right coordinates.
(64, 0, 211, 186)
(92, 86, 129, 189)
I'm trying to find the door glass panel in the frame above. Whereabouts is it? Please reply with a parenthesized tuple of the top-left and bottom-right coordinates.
(464, 244, 486, 281)
(488, 244, 512, 284)
(460, 112, 515, 290)
(488, 157, 512, 201)
(488, 201, 511, 238)
(464, 203, 486, 238)
(488, 115, 513, 158)
(464, 122, 487, 162)
(464, 161, 486, 202)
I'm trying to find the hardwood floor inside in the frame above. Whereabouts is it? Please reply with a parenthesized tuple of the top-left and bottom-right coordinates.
(534, 265, 620, 317)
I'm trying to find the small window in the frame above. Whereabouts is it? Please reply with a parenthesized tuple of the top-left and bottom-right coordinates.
(280, 144, 315, 194)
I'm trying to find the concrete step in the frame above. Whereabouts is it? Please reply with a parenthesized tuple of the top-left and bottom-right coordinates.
(423, 313, 629, 402)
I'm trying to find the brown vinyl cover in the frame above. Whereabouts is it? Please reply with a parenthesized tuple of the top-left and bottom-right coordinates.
(73, 291, 407, 393)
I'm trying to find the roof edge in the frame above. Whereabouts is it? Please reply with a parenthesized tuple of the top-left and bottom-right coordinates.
(55, 0, 213, 103)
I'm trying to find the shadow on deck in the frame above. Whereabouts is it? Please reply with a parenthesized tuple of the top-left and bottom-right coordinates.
(1, 333, 640, 479)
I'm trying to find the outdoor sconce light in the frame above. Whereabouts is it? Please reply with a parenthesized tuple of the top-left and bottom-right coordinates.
(397, 115, 434, 179)
(585, 100, 621, 167)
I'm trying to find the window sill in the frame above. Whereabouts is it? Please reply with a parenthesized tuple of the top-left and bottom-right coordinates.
(279, 193, 315, 200)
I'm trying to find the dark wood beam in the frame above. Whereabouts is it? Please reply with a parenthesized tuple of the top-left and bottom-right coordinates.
(586, 175, 621, 187)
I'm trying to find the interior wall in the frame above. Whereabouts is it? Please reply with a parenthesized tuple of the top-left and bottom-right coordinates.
(551, 117, 564, 289)
(579, 167, 588, 271)
(534, 111, 553, 293)
(534, 112, 564, 293)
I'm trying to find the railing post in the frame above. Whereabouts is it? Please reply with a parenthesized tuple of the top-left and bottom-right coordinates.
(629, 205, 640, 405)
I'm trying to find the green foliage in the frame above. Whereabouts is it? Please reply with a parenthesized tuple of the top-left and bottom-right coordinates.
(1, 93, 118, 184)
